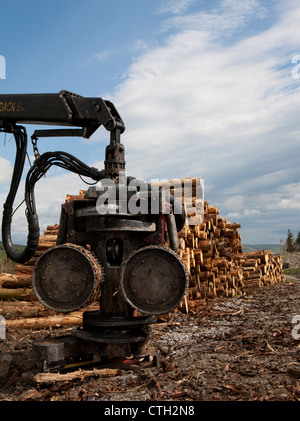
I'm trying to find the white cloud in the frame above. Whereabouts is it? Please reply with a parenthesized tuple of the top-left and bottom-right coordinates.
(103, 0, 300, 243)
(275, 183, 300, 210)
(158, 0, 196, 15)
(0, 157, 13, 185)
(134, 39, 150, 51)
(95, 51, 109, 62)
(245, 182, 300, 212)
(110, 10, 299, 183)
(224, 195, 245, 210)
(244, 209, 261, 217)
(226, 212, 240, 219)
(2, 0, 299, 245)
(226, 208, 260, 220)
(224, 180, 300, 216)
(0, 171, 90, 244)
(160, 0, 267, 35)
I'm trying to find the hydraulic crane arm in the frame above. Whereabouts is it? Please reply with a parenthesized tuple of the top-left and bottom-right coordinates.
(0, 90, 125, 264)
(0, 90, 185, 265)
(0, 90, 125, 138)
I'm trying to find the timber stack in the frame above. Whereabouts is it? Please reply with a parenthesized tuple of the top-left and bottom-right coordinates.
(0, 224, 59, 301)
(152, 177, 284, 300)
(0, 224, 98, 329)
(0, 179, 284, 313)
(234, 250, 284, 289)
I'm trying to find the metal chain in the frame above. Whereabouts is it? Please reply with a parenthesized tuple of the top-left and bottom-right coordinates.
(31, 135, 40, 161)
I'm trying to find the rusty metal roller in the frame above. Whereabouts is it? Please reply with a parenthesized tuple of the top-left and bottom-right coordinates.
(120, 245, 188, 315)
(32, 243, 102, 313)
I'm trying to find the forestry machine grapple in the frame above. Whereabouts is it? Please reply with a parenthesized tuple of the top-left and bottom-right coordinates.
(0, 91, 188, 371)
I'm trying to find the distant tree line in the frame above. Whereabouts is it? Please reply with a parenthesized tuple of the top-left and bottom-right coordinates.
(285, 229, 300, 252)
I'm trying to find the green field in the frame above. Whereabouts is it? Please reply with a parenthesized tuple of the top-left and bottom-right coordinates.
(0, 241, 25, 260)
(243, 244, 281, 254)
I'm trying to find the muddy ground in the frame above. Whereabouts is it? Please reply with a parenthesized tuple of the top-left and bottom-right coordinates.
(0, 253, 300, 402)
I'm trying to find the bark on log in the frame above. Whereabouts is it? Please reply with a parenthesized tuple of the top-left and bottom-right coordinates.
(0, 302, 98, 319)
(14, 265, 34, 275)
(38, 235, 57, 243)
(0, 274, 32, 289)
(172, 179, 284, 303)
(0, 288, 36, 301)
(0, 304, 54, 319)
(5, 312, 83, 328)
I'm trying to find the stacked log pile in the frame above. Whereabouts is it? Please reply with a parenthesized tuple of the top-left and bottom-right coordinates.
(177, 209, 245, 299)
(0, 178, 285, 325)
(0, 224, 101, 328)
(153, 177, 284, 300)
(234, 250, 284, 289)
(0, 225, 89, 328)
(0, 224, 59, 301)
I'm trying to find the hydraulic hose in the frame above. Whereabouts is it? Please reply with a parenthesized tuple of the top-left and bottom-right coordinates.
(1, 125, 185, 263)
(1, 125, 40, 263)
(1, 125, 106, 264)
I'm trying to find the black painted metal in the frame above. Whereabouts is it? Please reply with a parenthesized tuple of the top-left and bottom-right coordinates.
(0, 90, 187, 371)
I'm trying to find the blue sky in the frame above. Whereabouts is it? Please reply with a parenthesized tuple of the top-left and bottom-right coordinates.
(0, 0, 300, 245)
